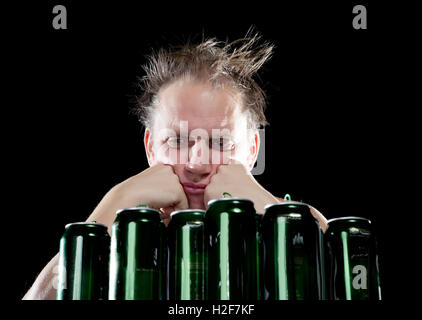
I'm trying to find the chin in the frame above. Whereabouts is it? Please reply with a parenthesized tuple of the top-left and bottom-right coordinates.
(188, 195, 206, 210)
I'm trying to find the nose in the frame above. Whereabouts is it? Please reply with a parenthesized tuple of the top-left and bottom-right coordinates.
(184, 139, 212, 178)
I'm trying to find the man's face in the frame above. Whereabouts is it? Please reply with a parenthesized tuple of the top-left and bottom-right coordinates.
(145, 79, 258, 209)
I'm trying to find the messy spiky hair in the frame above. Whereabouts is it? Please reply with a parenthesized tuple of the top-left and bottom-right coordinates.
(134, 29, 274, 129)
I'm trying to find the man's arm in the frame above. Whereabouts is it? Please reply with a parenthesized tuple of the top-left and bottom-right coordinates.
(22, 164, 189, 300)
(22, 253, 59, 300)
(22, 184, 127, 300)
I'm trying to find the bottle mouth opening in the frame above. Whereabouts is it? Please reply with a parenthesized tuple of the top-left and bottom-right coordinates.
(116, 207, 161, 216)
(264, 201, 309, 211)
(65, 221, 107, 229)
(327, 216, 371, 224)
(170, 209, 206, 217)
(207, 197, 255, 207)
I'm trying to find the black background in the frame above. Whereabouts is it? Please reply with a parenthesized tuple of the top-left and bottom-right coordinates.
(3, 0, 418, 309)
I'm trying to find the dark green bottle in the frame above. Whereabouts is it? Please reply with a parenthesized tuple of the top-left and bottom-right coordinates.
(167, 209, 206, 300)
(57, 222, 110, 300)
(261, 202, 325, 300)
(204, 198, 258, 300)
(324, 217, 381, 300)
(108, 207, 166, 300)
(255, 213, 264, 300)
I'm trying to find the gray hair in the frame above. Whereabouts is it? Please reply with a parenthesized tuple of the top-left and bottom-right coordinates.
(133, 29, 274, 129)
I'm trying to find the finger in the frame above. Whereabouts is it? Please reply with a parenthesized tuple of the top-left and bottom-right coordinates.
(162, 217, 171, 227)
(159, 207, 172, 227)
(160, 206, 174, 220)
(174, 192, 189, 211)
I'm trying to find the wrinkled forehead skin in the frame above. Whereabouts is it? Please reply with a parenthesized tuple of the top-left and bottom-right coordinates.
(151, 79, 252, 147)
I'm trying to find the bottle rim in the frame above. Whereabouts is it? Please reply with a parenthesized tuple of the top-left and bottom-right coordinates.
(115, 207, 161, 215)
(170, 209, 206, 217)
(264, 201, 309, 211)
(327, 216, 371, 224)
(207, 197, 254, 207)
(64, 221, 107, 230)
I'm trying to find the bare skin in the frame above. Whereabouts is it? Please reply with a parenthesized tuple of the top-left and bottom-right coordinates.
(23, 79, 328, 300)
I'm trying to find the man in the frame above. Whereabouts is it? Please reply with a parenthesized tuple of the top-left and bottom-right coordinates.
(23, 31, 328, 300)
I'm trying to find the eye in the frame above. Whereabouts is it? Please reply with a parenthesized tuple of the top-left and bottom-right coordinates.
(210, 138, 235, 151)
(166, 137, 188, 149)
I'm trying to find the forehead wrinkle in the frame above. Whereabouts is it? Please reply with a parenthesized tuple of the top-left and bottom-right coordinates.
(153, 79, 248, 136)
(159, 103, 236, 130)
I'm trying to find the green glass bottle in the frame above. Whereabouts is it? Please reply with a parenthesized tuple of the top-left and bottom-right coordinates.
(108, 207, 166, 300)
(57, 222, 110, 300)
(324, 217, 382, 300)
(167, 209, 206, 300)
(255, 213, 264, 300)
(204, 198, 258, 300)
(261, 201, 325, 300)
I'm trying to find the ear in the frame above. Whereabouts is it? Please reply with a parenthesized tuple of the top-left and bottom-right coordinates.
(246, 130, 259, 171)
(144, 127, 155, 166)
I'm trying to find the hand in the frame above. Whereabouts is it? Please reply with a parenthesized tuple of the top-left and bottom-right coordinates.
(87, 163, 188, 229)
(203, 160, 279, 214)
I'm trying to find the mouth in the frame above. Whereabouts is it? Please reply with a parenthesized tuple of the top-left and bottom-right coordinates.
(182, 183, 207, 195)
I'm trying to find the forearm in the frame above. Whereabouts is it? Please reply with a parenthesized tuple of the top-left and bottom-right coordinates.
(21, 188, 124, 300)
(22, 253, 59, 300)
(87, 183, 142, 233)
(22, 187, 129, 300)
(23, 167, 182, 299)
